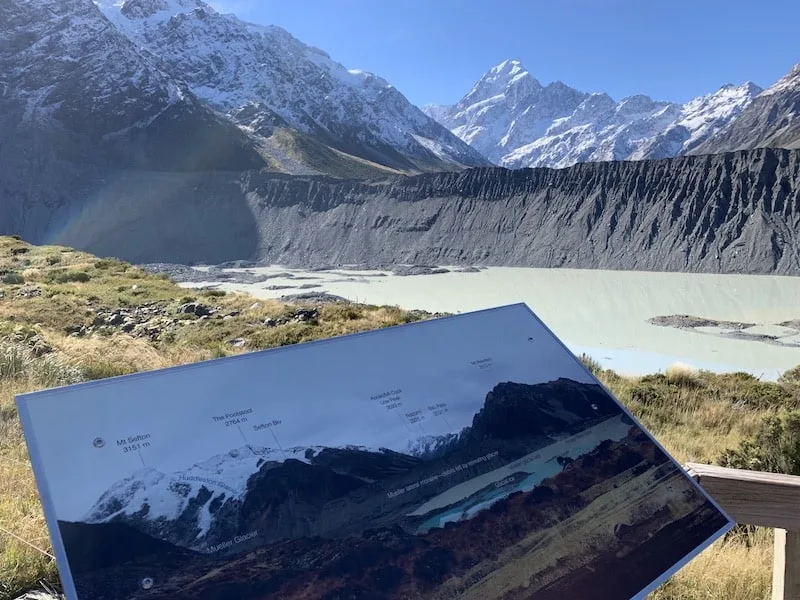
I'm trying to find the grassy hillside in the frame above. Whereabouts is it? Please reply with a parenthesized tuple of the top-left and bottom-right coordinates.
(0, 236, 795, 600)
(261, 127, 409, 178)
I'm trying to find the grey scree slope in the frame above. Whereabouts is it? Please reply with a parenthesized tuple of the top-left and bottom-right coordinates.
(28, 147, 799, 276)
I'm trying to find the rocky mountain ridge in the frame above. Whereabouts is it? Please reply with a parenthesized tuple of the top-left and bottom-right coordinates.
(690, 64, 800, 154)
(91, 0, 489, 174)
(82, 437, 461, 549)
(45, 147, 800, 275)
(424, 59, 765, 168)
(0, 0, 264, 171)
(3, 1, 800, 280)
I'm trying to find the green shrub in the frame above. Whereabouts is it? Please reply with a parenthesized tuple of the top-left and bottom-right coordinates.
(80, 361, 137, 381)
(45, 255, 61, 265)
(778, 366, 800, 400)
(630, 381, 667, 405)
(725, 371, 760, 383)
(638, 373, 667, 384)
(719, 410, 800, 475)
(735, 381, 795, 410)
(94, 258, 127, 270)
(1, 272, 24, 285)
(0, 341, 81, 387)
(201, 289, 226, 298)
(52, 271, 91, 283)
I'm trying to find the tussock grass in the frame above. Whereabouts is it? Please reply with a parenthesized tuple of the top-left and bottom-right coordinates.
(0, 239, 790, 600)
(0, 357, 69, 598)
(665, 362, 701, 387)
(0, 342, 82, 389)
(649, 526, 773, 600)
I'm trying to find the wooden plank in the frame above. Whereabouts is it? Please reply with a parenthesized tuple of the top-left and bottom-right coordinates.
(685, 463, 800, 531)
(772, 529, 800, 600)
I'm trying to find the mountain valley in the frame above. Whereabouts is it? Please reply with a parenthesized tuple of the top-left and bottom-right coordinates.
(2, 5, 800, 598)
(0, 0, 799, 277)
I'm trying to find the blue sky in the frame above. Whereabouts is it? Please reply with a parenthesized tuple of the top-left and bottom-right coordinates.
(210, 0, 800, 107)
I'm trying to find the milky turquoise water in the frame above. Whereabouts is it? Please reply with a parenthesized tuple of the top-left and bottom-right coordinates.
(413, 415, 632, 533)
(182, 266, 800, 380)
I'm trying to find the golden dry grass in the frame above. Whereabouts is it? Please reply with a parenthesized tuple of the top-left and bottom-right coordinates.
(665, 361, 701, 387)
(649, 527, 773, 600)
(1, 377, 61, 597)
(0, 236, 790, 599)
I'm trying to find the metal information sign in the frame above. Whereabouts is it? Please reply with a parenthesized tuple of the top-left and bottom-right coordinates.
(17, 303, 733, 600)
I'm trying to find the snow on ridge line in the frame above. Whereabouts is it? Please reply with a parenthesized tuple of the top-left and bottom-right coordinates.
(88, 0, 486, 168)
(426, 58, 766, 168)
(82, 437, 458, 526)
(760, 64, 800, 97)
(91, 0, 390, 95)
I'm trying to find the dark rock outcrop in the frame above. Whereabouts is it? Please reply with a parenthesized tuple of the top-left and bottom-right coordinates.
(466, 379, 620, 442)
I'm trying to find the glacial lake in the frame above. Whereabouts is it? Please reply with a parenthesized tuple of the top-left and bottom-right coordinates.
(180, 266, 800, 380)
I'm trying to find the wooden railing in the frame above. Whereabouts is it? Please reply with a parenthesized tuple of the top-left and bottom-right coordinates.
(686, 463, 800, 600)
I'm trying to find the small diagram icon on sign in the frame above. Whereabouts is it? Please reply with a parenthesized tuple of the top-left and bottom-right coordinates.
(92, 437, 105, 448)
(140, 577, 154, 590)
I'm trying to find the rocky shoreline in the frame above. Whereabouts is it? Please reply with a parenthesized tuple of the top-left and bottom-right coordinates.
(144, 265, 800, 353)
(58, 300, 340, 349)
(141, 262, 489, 284)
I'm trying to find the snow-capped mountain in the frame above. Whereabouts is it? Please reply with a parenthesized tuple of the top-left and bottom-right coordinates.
(424, 59, 762, 168)
(631, 82, 764, 159)
(91, 0, 489, 174)
(3, 0, 177, 132)
(84, 446, 312, 547)
(690, 63, 800, 154)
(423, 60, 589, 165)
(83, 436, 459, 550)
(501, 93, 683, 169)
(404, 433, 460, 460)
(0, 0, 264, 171)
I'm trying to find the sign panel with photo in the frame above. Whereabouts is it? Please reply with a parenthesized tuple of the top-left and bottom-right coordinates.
(17, 303, 733, 600)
